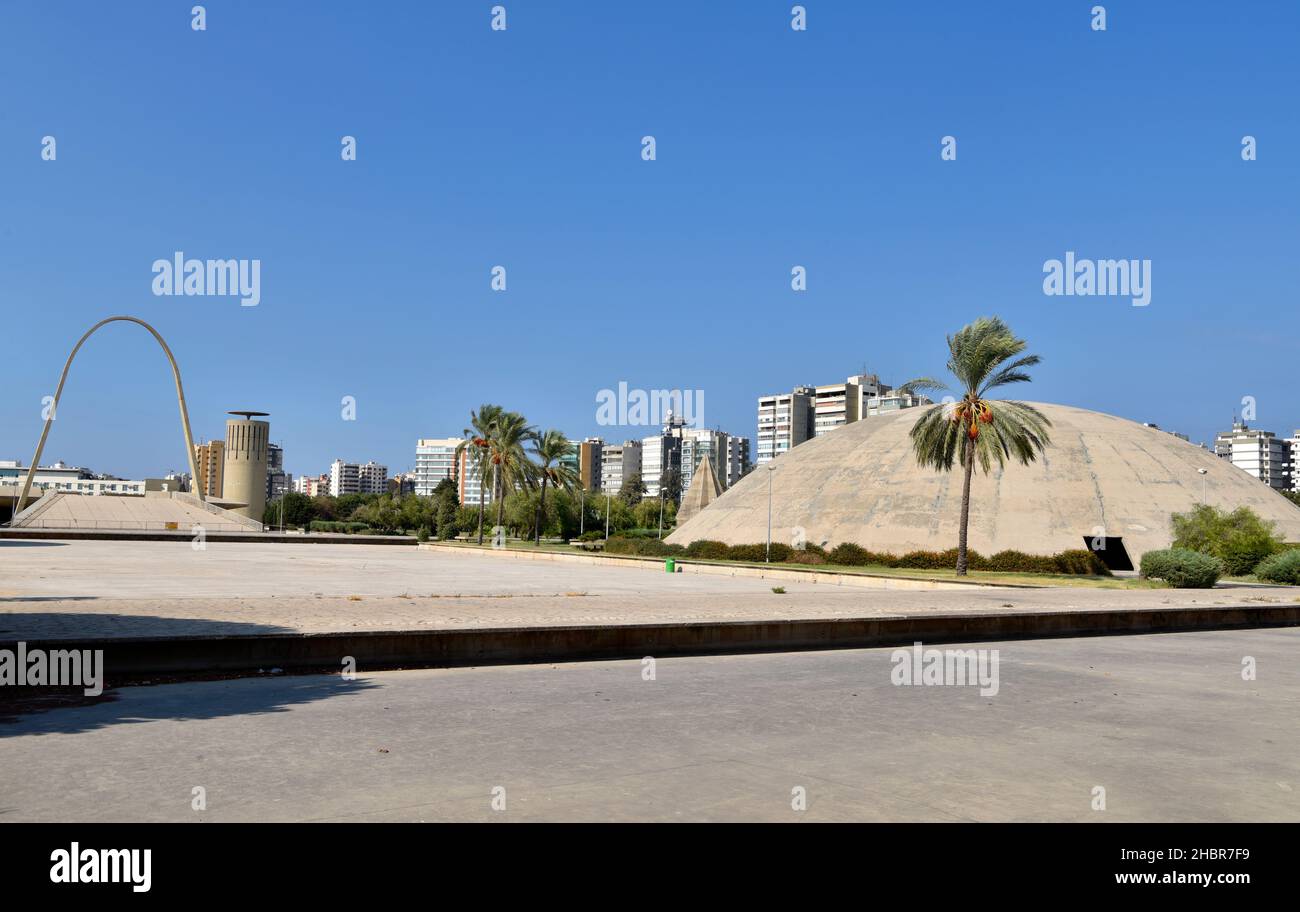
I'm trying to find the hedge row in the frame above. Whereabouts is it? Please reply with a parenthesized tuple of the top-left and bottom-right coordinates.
(308, 520, 371, 534)
(824, 543, 1111, 576)
(603, 537, 684, 557)
(600, 537, 1110, 576)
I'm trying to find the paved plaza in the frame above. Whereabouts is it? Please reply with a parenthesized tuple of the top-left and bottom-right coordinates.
(3, 539, 1297, 641)
(1, 628, 1296, 822)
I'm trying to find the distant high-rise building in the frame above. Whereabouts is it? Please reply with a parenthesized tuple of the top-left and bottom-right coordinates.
(456, 446, 490, 507)
(758, 373, 928, 465)
(578, 437, 603, 490)
(329, 460, 388, 496)
(293, 473, 331, 496)
(414, 437, 463, 496)
(1291, 431, 1300, 493)
(641, 420, 683, 499)
(266, 443, 290, 500)
(1215, 420, 1292, 491)
(600, 440, 642, 495)
(679, 428, 751, 494)
(756, 386, 814, 466)
(193, 440, 225, 497)
(356, 462, 387, 494)
(724, 435, 752, 487)
(329, 460, 358, 497)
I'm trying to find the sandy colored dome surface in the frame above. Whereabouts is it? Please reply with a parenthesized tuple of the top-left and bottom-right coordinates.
(667, 403, 1300, 560)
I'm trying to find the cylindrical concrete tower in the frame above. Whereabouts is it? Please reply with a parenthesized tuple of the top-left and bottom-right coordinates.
(222, 410, 270, 521)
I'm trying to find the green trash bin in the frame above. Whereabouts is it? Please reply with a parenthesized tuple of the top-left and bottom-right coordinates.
(665, 558, 675, 573)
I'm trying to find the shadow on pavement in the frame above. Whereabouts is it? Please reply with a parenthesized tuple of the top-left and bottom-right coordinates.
(0, 614, 373, 735)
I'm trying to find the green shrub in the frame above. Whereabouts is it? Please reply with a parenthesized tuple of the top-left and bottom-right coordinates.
(604, 536, 682, 557)
(1140, 548, 1223, 588)
(1254, 549, 1300, 585)
(785, 548, 827, 565)
(1171, 504, 1283, 576)
(685, 539, 731, 560)
(1051, 549, 1112, 576)
(827, 543, 895, 566)
(895, 549, 988, 570)
(576, 530, 603, 542)
(727, 543, 792, 562)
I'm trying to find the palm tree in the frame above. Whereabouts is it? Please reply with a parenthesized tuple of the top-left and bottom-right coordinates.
(528, 430, 579, 544)
(900, 317, 1052, 576)
(458, 404, 503, 545)
(486, 411, 535, 536)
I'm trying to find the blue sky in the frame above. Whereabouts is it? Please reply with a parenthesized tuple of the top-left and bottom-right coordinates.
(2, 1, 1297, 481)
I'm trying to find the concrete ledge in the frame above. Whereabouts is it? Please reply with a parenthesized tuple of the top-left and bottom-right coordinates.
(0, 528, 416, 545)
(417, 541, 1002, 590)
(11, 603, 1298, 677)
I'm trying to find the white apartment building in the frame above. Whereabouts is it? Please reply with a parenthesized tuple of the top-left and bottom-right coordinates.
(600, 441, 642, 495)
(329, 460, 389, 497)
(414, 437, 463, 496)
(1291, 431, 1300, 493)
(756, 386, 814, 465)
(329, 460, 358, 496)
(641, 432, 680, 498)
(758, 373, 929, 465)
(357, 461, 388, 494)
(456, 447, 491, 507)
(1214, 421, 1293, 491)
(0, 460, 147, 497)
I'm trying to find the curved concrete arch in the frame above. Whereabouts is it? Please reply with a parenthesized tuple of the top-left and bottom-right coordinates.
(16, 316, 204, 515)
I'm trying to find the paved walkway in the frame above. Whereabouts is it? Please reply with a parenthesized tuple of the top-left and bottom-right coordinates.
(2, 628, 1296, 821)
(2, 539, 1297, 641)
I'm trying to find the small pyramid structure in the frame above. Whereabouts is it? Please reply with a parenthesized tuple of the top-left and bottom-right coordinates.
(677, 453, 724, 525)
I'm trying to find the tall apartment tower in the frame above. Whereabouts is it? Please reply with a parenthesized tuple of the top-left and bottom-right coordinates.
(756, 386, 814, 465)
(222, 411, 270, 520)
(1291, 431, 1300, 493)
(578, 437, 603, 491)
(266, 442, 290, 500)
(600, 440, 642, 495)
(193, 439, 225, 497)
(415, 438, 464, 496)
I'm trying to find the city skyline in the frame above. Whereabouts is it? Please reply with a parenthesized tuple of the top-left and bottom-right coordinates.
(3, 2, 1297, 481)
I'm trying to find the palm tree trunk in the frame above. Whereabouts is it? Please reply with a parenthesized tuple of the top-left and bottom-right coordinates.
(535, 476, 549, 544)
(476, 476, 485, 545)
(956, 445, 975, 576)
(494, 464, 505, 531)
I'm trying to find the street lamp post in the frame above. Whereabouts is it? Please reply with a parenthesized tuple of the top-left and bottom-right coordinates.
(579, 487, 585, 536)
(658, 489, 665, 539)
(1197, 467, 1208, 504)
(605, 491, 611, 541)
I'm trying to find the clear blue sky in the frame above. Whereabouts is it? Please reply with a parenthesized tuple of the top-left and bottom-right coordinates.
(2, 1, 1297, 481)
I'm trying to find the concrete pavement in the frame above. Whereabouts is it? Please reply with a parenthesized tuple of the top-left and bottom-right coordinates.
(3, 539, 1298, 641)
(1, 628, 1297, 822)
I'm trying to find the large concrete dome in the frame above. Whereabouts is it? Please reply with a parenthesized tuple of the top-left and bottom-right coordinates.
(667, 403, 1300, 560)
